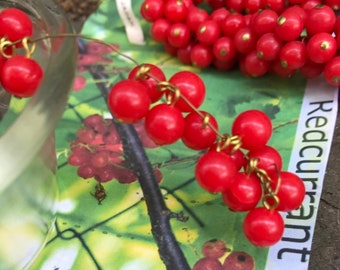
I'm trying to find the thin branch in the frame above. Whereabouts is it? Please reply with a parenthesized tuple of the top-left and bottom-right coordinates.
(82, 42, 190, 268)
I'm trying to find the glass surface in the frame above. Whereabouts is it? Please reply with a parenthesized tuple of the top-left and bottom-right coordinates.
(0, 0, 77, 269)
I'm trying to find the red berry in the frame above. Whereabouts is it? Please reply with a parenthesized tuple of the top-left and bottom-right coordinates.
(303, 0, 322, 10)
(212, 36, 237, 62)
(305, 4, 336, 35)
(323, 56, 340, 86)
(94, 165, 116, 183)
(221, 13, 246, 38)
(202, 239, 228, 259)
(167, 23, 191, 48)
(145, 103, 185, 145)
(300, 60, 325, 79)
(0, 55, 43, 97)
(231, 110, 272, 151)
(275, 12, 304, 42)
(206, 0, 225, 9)
(306, 32, 337, 64)
(269, 59, 295, 78)
(196, 20, 221, 46)
(243, 207, 284, 247)
(243, 0, 264, 14)
(77, 165, 96, 179)
(185, 6, 209, 33)
(177, 42, 195, 65)
(167, 70, 206, 112)
(287, 0, 304, 4)
(213, 58, 236, 71)
(91, 151, 109, 168)
(107, 79, 151, 123)
(195, 150, 237, 193)
(193, 257, 222, 270)
(251, 9, 279, 37)
(164, 0, 188, 23)
(0, 8, 33, 45)
(279, 41, 307, 70)
(323, 0, 340, 11)
(225, 0, 244, 13)
(210, 8, 230, 24)
(150, 18, 171, 43)
(140, 0, 164, 22)
(128, 63, 166, 103)
(190, 43, 214, 68)
(77, 128, 96, 144)
(222, 172, 262, 212)
(68, 152, 90, 167)
(233, 27, 257, 55)
(256, 32, 282, 61)
(222, 251, 255, 270)
(262, 0, 285, 13)
(269, 171, 306, 212)
(284, 5, 307, 23)
(182, 111, 218, 150)
(209, 143, 246, 171)
(243, 50, 269, 77)
(247, 145, 283, 173)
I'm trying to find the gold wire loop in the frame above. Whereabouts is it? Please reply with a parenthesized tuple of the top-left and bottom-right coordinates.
(21, 37, 35, 58)
(247, 158, 281, 210)
(157, 81, 181, 105)
(272, 163, 282, 195)
(0, 37, 15, 58)
(215, 134, 242, 152)
(135, 64, 151, 80)
(262, 194, 280, 210)
(202, 114, 210, 128)
(245, 157, 259, 175)
(229, 135, 242, 152)
(215, 135, 231, 152)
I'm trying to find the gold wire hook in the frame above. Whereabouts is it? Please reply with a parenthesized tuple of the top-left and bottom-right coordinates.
(21, 37, 35, 58)
(202, 114, 210, 128)
(215, 135, 231, 152)
(0, 37, 15, 58)
(157, 81, 181, 105)
(245, 157, 259, 175)
(229, 135, 242, 152)
(250, 160, 281, 210)
(135, 64, 151, 80)
(262, 193, 280, 210)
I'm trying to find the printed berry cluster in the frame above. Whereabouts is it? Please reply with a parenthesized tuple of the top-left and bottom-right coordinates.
(103, 62, 306, 247)
(0, 8, 43, 98)
(193, 239, 255, 270)
(68, 114, 163, 183)
(140, 0, 340, 86)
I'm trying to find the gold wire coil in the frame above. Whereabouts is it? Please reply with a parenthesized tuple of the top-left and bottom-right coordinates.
(0, 36, 36, 59)
(157, 81, 181, 105)
(247, 157, 282, 210)
(135, 64, 151, 80)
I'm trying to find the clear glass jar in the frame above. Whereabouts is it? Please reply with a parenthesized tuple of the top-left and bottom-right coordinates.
(0, 0, 77, 269)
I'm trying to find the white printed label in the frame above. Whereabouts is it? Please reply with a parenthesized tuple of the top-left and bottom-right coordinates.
(266, 76, 339, 270)
(116, 0, 145, 45)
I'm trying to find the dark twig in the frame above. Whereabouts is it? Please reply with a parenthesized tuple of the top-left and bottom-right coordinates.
(84, 52, 190, 268)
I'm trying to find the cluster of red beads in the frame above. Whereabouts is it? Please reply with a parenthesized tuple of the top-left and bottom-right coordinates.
(0, 8, 43, 98)
(108, 62, 306, 247)
(140, 0, 340, 86)
(193, 239, 255, 270)
(67, 114, 163, 183)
